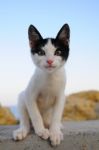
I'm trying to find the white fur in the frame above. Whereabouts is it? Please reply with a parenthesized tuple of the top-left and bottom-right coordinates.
(32, 39, 65, 73)
(13, 39, 66, 146)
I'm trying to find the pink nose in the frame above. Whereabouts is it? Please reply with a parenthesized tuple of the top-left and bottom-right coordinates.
(47, 59, 53, 65)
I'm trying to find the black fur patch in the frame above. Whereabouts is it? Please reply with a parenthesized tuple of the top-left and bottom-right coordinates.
(31, 38, 69, 61)
(51, 38, 69, 61)
(31, 39, 48, 54)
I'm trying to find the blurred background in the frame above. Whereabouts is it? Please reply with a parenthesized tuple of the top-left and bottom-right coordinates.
(0, 0, 99, 108)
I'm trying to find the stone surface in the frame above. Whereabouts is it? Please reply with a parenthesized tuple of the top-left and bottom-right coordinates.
(0, 121, 99, 150)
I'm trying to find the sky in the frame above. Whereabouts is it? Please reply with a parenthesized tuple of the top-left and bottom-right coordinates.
(0, 0, 99, 106)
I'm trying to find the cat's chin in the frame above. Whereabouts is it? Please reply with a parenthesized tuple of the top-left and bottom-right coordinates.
(44, 66, 58, 73)
(35, 65, 56, 73)
(45, 66, 56, 69)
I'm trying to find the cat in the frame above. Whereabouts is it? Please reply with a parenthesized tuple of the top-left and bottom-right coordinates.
(13, 23, 70, 146)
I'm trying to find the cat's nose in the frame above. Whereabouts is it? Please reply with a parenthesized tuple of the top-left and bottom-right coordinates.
(47, 59, 53, 65)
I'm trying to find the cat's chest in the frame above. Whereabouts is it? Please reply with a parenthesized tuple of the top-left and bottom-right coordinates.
(34, 68, 66, 110)
(36, 77, 61, 110)
(40, 76, 62, 96)
(34, 67, 66, 95)
(37, 93, 56, 111)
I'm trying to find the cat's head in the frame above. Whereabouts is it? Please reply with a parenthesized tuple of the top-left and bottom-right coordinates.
(28, 24, 70, 73)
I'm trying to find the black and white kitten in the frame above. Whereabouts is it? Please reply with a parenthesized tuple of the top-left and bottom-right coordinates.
(13, 24, 70, 146)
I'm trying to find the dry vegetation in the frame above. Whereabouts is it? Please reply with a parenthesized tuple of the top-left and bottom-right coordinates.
(0, 90, 99, 125)
(0, 105, 18, 125)
(63, 90, 99, 121)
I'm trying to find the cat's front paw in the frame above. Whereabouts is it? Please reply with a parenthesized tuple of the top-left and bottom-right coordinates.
(50, 129, 63, 146)
(35, 128, 49, 140)
(13, 127, 28, 141)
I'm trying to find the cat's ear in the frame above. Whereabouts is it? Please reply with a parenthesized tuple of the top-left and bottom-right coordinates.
(28, 25, 43, 48)
(56, 24, 70, 46)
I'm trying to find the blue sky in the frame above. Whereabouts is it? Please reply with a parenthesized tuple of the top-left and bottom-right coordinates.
(0, 0, 99, 106)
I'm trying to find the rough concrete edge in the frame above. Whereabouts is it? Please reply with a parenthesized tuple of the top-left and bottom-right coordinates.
(0, 121, 99, 150)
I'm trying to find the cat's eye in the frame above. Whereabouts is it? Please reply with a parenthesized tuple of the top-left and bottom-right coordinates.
(54, 49, 62, 56)
(38, 50, 45, 56)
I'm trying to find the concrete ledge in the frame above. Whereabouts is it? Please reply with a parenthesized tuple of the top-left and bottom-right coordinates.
(0, 121, 99, 150)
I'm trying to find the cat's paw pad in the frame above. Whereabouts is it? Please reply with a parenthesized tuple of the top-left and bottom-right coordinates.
(36, 128, 49, 140)
(13, 128, 28, 141)
(50, 130, 63, 146)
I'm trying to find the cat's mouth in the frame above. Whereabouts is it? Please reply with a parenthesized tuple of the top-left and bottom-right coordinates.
(45, 65, 56, 69)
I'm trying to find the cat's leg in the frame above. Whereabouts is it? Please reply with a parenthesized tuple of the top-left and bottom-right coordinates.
(42, 108, 53, 129)
(25, 93, 49, 140)
(49, 94, 65, 146)
(13, 92, 30, 140)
